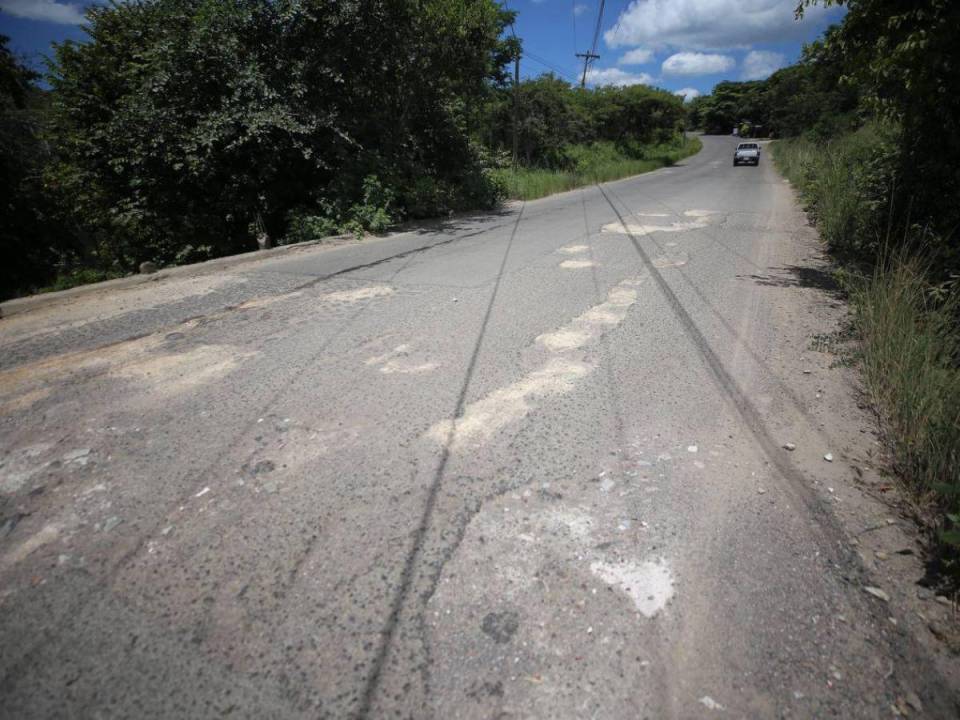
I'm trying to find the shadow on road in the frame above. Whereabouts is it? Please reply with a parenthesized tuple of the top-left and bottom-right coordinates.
(741, 264, 843, 294)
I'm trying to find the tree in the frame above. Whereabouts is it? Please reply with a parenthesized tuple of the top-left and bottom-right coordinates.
(798, 0, 960, 244)
(47, 0, 515, 270)
(1, 33, 80, 298)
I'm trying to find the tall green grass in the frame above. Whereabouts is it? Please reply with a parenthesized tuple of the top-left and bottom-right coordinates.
(772, 125, 896, 263)
(494, 137, 702, 201)
(851, 258, 960, 500)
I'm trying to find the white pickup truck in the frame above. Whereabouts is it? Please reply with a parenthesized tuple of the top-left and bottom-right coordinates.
(733, 142, 761, 166)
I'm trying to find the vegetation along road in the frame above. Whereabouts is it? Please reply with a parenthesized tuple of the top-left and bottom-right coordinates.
(1, 135, 956, 717)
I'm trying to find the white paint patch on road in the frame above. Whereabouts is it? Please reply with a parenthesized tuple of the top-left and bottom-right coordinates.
(559, 260, 597, 269)
(683, 209, 718, 218)
(558, 245, 589, 254)
(602, 220, 708, 235)
(653, 255, 689, 269)
(537, 280, 640, 352)
(366, 344, 437, 374)
(365, 344, 412, 366)
(111, 345, 254, 395)
(633, 212, 670, 218)
(427, 276, 643, 448)
(322, 285, 394, 303)
(379, 359, 437, 375)
(699, 696, 725, 711)
(590, 558, 675, 618)
(428, 358, 590, 449)
(1, 524, 60, 570)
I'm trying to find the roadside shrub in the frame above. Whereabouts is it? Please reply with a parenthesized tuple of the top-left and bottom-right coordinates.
(347, 176, 394, 234)
(494, 135, 701, 201)
(772, 124, 900, 265)
(282, 211, 339, 245)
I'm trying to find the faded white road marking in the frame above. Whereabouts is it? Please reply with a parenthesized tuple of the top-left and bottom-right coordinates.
(683, 209, 717, 218)
(428, 358, 590, 449)
(365, 345, 413, 366)
(590, 559, 675, 617)
(1, 524, 60, 570)
(427, 276, 644, 448)
(653, 254, 689, 269)
(365, 344, 437, 374)
(537, 280, 640, 351)
(323, 285, 394, 303)
(602, 220, 707, 235)
(380, 360, 437, 375)
(558, 244, 589, 254)
(110, 345, 254, 395)
(560, 259, 597, 269)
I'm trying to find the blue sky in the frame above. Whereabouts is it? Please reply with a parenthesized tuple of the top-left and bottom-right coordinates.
(510, 0, 845, 99)
(1, 0, 845, 99)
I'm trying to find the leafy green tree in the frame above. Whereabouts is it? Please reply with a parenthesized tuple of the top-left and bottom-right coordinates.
(47, 0, 515, 271)
(1, 33, 82, 298)
(798, 0, 960, 252)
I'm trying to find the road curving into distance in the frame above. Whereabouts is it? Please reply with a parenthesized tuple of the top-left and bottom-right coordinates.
(0, 136, 954, 718)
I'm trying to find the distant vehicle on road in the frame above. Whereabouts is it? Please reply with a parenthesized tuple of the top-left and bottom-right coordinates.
(733, 142, 761, 166)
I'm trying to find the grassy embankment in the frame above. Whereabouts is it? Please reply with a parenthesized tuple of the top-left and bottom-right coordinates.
(773, 132, 960, 552)
(494, 136, 702, 201)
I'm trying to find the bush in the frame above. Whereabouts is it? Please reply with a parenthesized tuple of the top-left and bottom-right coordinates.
(772, 124, 900, 264)
(494, 135, 701, 201)
(282, 212, 340, 245)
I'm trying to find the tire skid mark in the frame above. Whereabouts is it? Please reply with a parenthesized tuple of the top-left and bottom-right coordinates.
(356, 204, 527, 718)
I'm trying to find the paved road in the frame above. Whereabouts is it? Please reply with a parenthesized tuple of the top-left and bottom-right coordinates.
(0, 136, 953, 718)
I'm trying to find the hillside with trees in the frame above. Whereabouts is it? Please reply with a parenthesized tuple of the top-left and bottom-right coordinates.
(0, 0, 691, 299)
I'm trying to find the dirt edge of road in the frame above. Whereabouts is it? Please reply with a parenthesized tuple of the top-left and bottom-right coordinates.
(775, 180, 960, 714)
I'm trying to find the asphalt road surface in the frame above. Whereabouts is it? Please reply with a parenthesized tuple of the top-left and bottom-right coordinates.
(1, 136, 954, 718)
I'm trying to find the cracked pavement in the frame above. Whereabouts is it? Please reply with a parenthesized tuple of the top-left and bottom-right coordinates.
(1, 136, 956, 718)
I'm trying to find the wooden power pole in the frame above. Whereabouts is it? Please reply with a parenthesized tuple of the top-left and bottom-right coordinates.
(576, 52, 600, 88)
(577, 0, 606, 88)
(512, 54, 520, 168)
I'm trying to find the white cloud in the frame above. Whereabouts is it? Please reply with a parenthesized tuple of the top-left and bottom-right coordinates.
(573, 3, 589, 16)
(618, 47, 654, 65)
(741, 50, 786, 80)
(674, 87, 701, 102)
(605, 0, 836, 50)
(585, 67, 655, 87)
(662, 52, 734, 76)
(0, 0, 86, 24)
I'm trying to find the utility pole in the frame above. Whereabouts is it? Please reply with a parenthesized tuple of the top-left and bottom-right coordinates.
(576, 52, 600, 88)
(512, 53, 520, 168)
(577, 0, 606, 88)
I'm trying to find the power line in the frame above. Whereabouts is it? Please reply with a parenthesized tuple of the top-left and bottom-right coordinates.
(524, 51, 579, 83)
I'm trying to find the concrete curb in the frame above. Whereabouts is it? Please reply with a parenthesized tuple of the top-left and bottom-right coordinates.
(0, 234, 356, 320)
